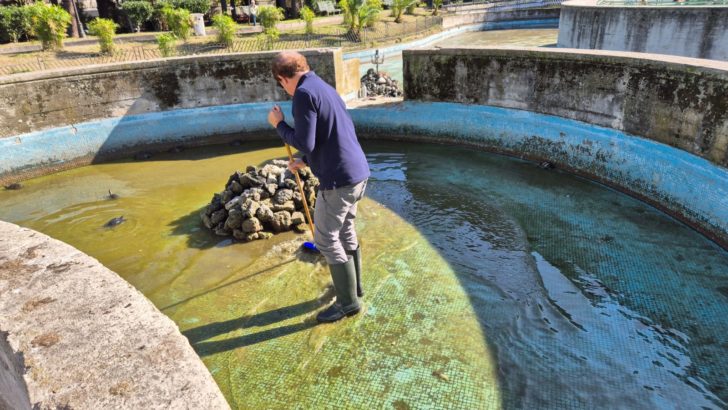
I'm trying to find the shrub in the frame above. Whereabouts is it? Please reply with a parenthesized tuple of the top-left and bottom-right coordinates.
(121, 0, 153, 32)
(29, 2, 72, 50)
(364, 0, 380, 28)
(432, 0, 441, 16)
(405, 0, 416, 15)
(390, 0, 416, 23)
(173, 0, 211, 14)
(339, 0, 379, 36)
(212, 13, 236, 46)
(299, 5, 314, 34)
(0, 5, 34, 43)
(257, 5, 283, 40)
(163, 7, 191, 40)
(88, 17, 118, 54)
(156, 32, 176, 56)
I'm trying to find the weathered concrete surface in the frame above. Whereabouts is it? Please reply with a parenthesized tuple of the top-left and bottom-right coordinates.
(557, 0, 728, 61)
(0, 49, 343, 139)
(442, 7, 560, 29)
(403, 47, 728, 168)
(0, 220, 230, 409)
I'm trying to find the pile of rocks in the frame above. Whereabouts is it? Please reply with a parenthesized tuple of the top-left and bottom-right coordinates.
(200, 160, 319, 242)
(360, 69, 403, 98)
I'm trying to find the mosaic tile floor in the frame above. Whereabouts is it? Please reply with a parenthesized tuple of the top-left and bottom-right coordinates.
(1, 140, 726, 409)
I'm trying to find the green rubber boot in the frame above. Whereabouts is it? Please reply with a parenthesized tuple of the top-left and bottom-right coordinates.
(316, 257, 361, 323)
(346, 246, 363, 297)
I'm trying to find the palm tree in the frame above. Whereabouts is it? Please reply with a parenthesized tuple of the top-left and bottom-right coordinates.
(391, 0, 417, 23)
(339, 0, 380, 37)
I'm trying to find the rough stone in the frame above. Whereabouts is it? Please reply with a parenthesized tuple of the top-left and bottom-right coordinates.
(210, 209, 227, 226)
(272, 201, 296, 213)
(291, 212, 306, 225)
(274, 189, 294, 205)
(241, 217, 263, 234)
(271, 211, 292, 232)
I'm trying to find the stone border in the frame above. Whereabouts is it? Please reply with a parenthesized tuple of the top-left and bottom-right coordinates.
(0, 220, 230, 409)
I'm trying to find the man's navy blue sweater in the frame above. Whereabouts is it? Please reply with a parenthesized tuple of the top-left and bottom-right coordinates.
(276, 71, 370, 190)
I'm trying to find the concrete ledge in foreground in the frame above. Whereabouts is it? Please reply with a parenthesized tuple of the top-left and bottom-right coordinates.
(0, 220, 230, 409)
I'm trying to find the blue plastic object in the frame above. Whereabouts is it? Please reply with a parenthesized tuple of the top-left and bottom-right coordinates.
(302, 241, 319, 253)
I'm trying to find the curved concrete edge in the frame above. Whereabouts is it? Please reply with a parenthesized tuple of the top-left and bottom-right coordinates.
(343, 17, 559, 60)
(349, 101, 728, 248)
(0, 102, 291, 184)
(2, 100, 727, 248)
(561, 0, 725, 10)
(0, 220, 230, 409)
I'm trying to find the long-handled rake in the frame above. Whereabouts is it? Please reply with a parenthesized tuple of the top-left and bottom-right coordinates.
(284, 143, 319, 253)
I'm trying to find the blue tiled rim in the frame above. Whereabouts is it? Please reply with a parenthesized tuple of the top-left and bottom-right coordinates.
(1, 101, 726, 248)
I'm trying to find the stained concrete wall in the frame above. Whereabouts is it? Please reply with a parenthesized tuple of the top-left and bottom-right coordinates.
(0, 49, 345, 139)
(0, 220, 230, 409)
(0, 49, 354, 184)
(442, 7, 560, 29)
(403, 47, 728, 168)
(400, 47, 728, 247)
(557, 1, 728, 61)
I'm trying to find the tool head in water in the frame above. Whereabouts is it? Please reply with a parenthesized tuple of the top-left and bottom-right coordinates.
(302, 242, 319, 253)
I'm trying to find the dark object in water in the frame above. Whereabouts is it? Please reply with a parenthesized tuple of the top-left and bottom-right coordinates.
(229, 140, 243, 147)
(4, 183, 22, 190)
(106, 190, 119, 200)
(538, 161, 555, 170)
(104, 216, 126, 228)
(134, 152, 153, 161)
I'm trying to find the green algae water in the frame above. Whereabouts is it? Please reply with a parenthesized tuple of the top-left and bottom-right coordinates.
(1, 140, 727, 409)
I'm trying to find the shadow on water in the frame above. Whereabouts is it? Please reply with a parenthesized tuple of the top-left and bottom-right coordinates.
(168, 208, 223, 250)
(161, 258, 298, 311)
(185, 298, 322, 355)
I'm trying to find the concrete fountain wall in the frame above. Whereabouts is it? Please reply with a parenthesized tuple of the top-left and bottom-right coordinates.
(2, 43, 728, 406)
(557, 0, 728, 61)
(0, 49, 359, 184)
(355, 46, 728, 247)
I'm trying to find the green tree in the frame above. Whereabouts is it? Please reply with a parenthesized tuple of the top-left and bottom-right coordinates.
(212, 13, 236, 46)
(29, 2, 72, 50)
(257, 5, 283, 41)
(163, 6, 192, 40)
(299, 5, 314, 34)
(338, 0, 380, 36)
(364, 0, 380, 28)
(88, 17, 118, 54)
(432, 0, 441, 16)
(390, 0, 416, 23)
(121, 0, 153, 32)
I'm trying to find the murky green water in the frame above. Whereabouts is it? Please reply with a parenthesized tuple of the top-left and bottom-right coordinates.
(1, 140, 726, 409)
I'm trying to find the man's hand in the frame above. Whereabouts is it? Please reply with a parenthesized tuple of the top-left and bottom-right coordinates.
(268, 105, 284, 128)
(288, 158, 306, 172)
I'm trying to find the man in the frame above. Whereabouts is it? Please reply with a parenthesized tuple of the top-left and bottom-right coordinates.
(267, 51, 370, 323)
